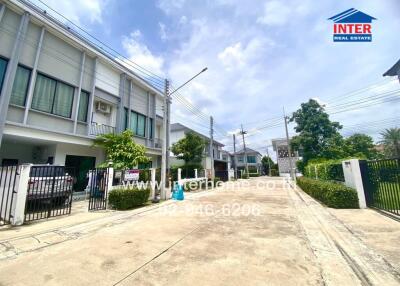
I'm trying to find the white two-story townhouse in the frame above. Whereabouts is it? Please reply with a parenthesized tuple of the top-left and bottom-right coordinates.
(169, 123, 227, 177)
(0, 0, 165, 192)
(234, 148, 263, 174)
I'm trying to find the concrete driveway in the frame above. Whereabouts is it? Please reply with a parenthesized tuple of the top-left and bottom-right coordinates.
(0, 177, 399, 286)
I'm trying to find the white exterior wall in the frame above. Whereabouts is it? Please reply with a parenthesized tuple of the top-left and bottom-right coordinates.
(96, 60, 120, 96)
(0, 8, 19, 59)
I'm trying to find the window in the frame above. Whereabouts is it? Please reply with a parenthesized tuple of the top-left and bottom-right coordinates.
(124, 108, 129, 129)
(77, 90, 90, 122)
(137, 113, 146, 137)
(10, 65, 31, 106)
(149, 118, 153, 139)
(31, 74, 74, 118)
(238, 156, 244, 163)
(0, 58, 8, 93)
(129, 111, 146, 137)
(138, 161, 152, 169)
(247, 156, 256, 163)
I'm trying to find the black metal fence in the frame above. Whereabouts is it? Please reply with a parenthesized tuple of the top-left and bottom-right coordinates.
(0, 165, 19, 226)
(360, 159, 400, 217)
(25, 166, 74, 222)
(88, 168, 109, 211)
(215, 170, 229, 182)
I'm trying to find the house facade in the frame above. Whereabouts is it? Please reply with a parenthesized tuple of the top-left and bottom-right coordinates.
(271, 138, 299, 176)
(0, 0, 165, 191)
(233, 148, 262, 174)
(169, 123, 228, 177)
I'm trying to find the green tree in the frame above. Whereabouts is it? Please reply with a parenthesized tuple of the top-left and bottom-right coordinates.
(93, 130, 149, 169)
(380, 127, 400, 158)
(344, 133, 378, 159)
(290, 99, 342, 165)
(171, 131, 206, 164)
(261, 156, 275, 175)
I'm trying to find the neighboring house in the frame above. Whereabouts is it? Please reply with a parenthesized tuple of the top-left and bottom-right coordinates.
(271, 138, 300, 176)
(169, 123, 228, 177)
(383, 58, 400, 82)
(233, 148, 262, 174)
(0, 0, 164, 192)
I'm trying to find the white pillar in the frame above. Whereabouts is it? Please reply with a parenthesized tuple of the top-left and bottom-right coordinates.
(342, 159, 367, 208)
(194, 169, 198, 179)
(150, 168, 156, 200)
(177, 168, 182, 182)
(11, 164, 31, 226)
(107, 167, 114, 192)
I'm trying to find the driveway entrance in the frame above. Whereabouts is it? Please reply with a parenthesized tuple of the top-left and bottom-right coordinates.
(0, 177, 399, 285)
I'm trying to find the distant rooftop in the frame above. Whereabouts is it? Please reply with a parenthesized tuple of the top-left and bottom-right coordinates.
(383, 59, 400, 77)
(171, 123, 224, 146)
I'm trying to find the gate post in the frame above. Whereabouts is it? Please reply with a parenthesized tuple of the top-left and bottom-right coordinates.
(150, 168, 156, 200)
(107, 167, 114, 192)
(11, 164, 31, 226)
(342, 159, 367, 209)
(177, 168, 182, 182)
(194, 169, 198, 179)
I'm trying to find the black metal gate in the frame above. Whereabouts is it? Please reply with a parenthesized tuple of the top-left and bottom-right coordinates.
(25, 166, 74, 222)
(88, 169, 109, 211)
(0, 165, 19, 226)
(360, 159, 400, 217)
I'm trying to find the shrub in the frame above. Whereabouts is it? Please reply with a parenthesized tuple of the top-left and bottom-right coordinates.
(249, 173, 260, 177)
(270, 169, 279, 176)
(296, 177, 359, 209)
(304, 160, 345, 182)
(108, 188, 150, 210)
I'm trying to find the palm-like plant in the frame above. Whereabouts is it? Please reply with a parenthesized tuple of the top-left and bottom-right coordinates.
(380, 127, 400, 158)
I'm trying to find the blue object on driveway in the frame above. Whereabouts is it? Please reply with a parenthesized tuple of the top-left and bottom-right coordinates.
(172, 183, 184, 200)
(176, 184, 184, 200)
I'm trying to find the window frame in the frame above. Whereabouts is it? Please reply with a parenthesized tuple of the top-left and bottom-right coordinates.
(129, 110, 147, 138)
(0, 56, 9, 94)
(77, 90, 90, 123)
(10, 64, 32, 107)
(31, 72, 75, 119)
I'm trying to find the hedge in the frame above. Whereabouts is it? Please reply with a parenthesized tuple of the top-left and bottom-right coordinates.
(296, 177, 359, 209)
(108, 188, 150, 210)
(304, 160, 345, 182)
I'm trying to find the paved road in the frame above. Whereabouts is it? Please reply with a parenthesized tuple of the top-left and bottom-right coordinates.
(0, 177, 399, 285)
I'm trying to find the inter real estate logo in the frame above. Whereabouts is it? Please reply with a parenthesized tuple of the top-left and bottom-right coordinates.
(328, 8, 376, 42)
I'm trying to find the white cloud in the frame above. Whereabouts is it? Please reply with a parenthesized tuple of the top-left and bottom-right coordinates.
(38, 0, 105, 25)
(157, 0, 186, 15)
(159, 22, 167, 41)
(257, 1, 291, 26)
(121, 30, 165, 77)
(218, 42, 245, 70)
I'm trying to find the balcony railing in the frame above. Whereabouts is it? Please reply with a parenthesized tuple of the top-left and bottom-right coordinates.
(89, 122, 116, 136)
(154, 138, 163, 149)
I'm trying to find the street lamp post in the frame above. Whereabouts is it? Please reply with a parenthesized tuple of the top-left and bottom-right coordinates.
(160, 67, 208, 200)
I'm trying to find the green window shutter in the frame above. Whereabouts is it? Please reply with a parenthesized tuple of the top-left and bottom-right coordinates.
(77, 91, 89, 122)
(149, 118, 153, 139)
(10, 66, 31, 106)
(130, 111, 137, 134)
(31, 74, 56, 113)
(53, 82, 74, 117)
(137, 114, 146, 137)
(0, 58, 7, 92)
(124, 108, 129, 129)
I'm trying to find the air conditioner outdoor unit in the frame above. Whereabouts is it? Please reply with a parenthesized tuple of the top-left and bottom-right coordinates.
(96, 101, 111, 114)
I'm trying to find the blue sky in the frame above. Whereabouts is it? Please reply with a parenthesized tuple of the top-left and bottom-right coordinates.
(35, 0, 400, 154)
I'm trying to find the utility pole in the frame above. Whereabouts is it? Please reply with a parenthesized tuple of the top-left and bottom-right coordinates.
(240, 124, 249, 175)
(283, 109, 295, 181)
(209, 116, 214, 179)
(233, 134, 238, 179)
(161, 79, 169, 200)
(266, 145, 272, 177)
(166, 94, 171, 182)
